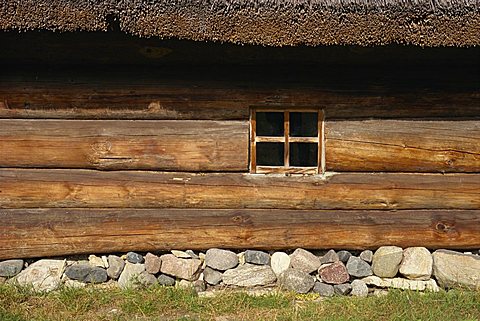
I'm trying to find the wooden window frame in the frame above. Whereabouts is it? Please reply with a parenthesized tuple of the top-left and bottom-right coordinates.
(250, 108, 325, 174)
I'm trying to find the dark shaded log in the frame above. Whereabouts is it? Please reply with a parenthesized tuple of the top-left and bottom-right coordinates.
(1, 31, 480, 66)
(0, 84, 249, 120)
(0, 119, 248, 171)
(325, 120, 480, 172)
(1, 170, 479, 210)
(0, 208, 479, 259)
(1, 82, 479, 120)
(1, 62, 479, 120)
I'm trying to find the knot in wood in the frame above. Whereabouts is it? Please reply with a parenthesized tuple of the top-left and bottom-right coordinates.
(436, 222, 456, 234)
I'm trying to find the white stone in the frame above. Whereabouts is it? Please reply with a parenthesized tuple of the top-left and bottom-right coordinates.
(63, 279, 87, 289)
(372, 289, 389, 296)
(101, 256, 109, 269)
(118, 262, 145, 289)
(362, 276, 439, 292)
(88, 255, 106, 268)
(171, 250, 192, 259)
(14, 259, 66, 292)
(238, 252, 246, 265)
(271, 252, 291, 276)
(433, 249, 480, 290)
(177, 279, 194, 289)
(399, 247, 432, 280)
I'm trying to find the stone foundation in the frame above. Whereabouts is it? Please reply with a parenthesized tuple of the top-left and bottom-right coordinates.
(1, 247, 479, 295)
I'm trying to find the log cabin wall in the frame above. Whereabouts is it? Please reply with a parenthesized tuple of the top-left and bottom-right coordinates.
(0, 31, 479, 259)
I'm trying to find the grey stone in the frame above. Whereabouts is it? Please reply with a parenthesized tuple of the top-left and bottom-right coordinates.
(193, 280, 206, 292)
(372, 246, 403, 278)
(160, 254, 202, 281)
(399, 247, 432, 280)
(157, 274, 176, 286)
(334, 283, 352, 295)
(65, 264, 107, 283)
(14, 259, 66, 292)
(244, 250, 270, 265)
(203, 267, 223, 285)
(223, 264, 276, 287)
(126, 252, 144, 264)
(290, 248, 321, 274)
(351, 279, 368, 297)
(432, 249, 480, 290)
(177, 279, 205, 292)
(359, 250, 373, 263)
(205, 249, 239, 271)
(337, 251, 352, 264)
(271, 252, 290, 276)
(319, 262, 350, 285)
(320, 250, 339, 264)
(137, 271, 158, 287)
(278, 269, 315, 294)
(118, 262, 145, 289)
(313, 282, 334, 297)
(0, 260, 24, 277)
(107, 255, 125, 280)
(145, 253, 162, 274)
(346, 256, 373, 278)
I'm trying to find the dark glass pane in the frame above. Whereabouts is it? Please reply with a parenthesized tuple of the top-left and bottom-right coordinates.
(290, 112, 318, 137)
(289, 143, 318, 167)
(256, 142, 284, 166)
(256, 112, 284, 136)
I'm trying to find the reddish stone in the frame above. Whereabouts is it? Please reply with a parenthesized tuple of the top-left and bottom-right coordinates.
(145, 253, 161, 274)
(319, 261, 350, 285)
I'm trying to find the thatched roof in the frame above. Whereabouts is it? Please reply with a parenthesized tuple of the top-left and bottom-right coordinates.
(1, 0, 479, 46)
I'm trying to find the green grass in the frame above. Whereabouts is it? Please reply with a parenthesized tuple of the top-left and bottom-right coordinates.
(0, 283, 479, 321)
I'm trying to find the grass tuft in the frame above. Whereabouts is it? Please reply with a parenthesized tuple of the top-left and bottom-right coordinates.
(0, 283, 478, 321)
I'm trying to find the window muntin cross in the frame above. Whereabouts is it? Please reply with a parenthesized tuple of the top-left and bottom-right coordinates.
(250, 108, 324, 174)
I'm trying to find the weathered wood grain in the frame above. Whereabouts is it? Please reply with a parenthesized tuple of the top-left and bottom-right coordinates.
(0, 120, 248, 171)
(325, 120, 480, 172)
(1, 82, 479, 120)
(1, 208, 478, 259)
(1, 170, 479, 209)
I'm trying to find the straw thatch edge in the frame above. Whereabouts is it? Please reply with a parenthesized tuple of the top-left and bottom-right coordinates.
(1, 0, 479, 46)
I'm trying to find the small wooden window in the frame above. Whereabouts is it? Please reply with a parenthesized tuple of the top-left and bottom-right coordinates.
(250, 108, 324, 174)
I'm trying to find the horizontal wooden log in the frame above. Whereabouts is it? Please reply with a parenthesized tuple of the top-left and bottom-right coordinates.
(325, 120, 480, 172)
(0, 82, 478, 120)
(0, 208, 478, 259)
(0, 120, 248, 171)
(1, 170, 479, 209)
(0, 84, 250, 120)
